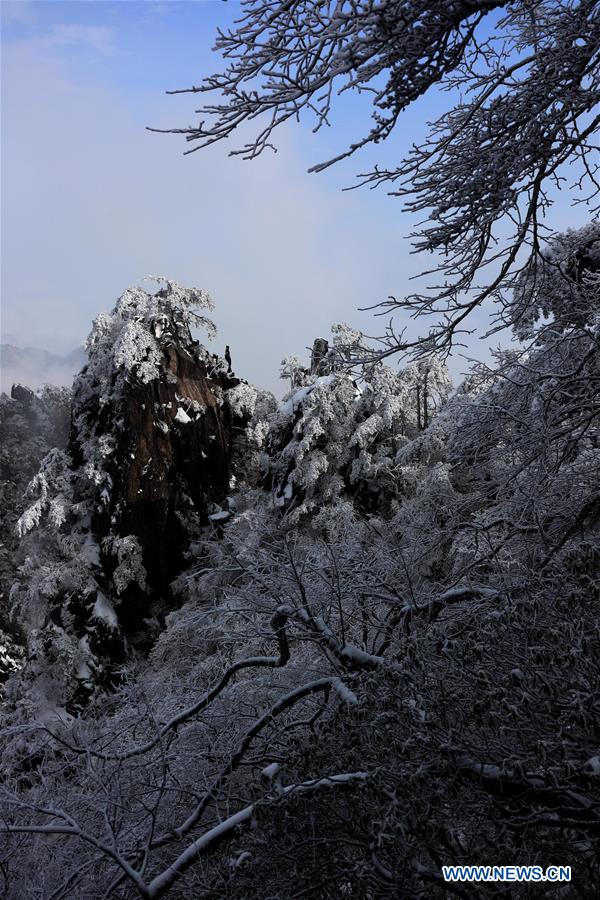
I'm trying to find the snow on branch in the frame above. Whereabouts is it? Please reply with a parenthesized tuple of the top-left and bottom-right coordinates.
(152, 0, 600, 357)
(1, 770, 370, 900)
(51, 610, 291, 761)
(164, 676, 349, 845)
(284, 604, 388, 670)
(144, 771, 371, 899)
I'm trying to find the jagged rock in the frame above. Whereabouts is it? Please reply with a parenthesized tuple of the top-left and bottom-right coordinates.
(60, 280, 262, 650)
(85, 339, 238, 614)
(7, 280, 265, 711)
(10, 384, 35, 406)
(310, 338, 329, 376)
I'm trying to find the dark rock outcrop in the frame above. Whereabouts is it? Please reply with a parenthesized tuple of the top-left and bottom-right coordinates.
(7, 281, 258, 709)
(10, 384, 35, 406)
(66, 300, 252, 653)
(86, 341, 239, 614)
(310, 338, 329, 376)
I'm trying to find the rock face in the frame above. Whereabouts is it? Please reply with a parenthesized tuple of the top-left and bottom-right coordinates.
(310, 338, 330, 375)
(63, 280, 259, 650)
(10, 384, 35, 406)
(7, 280, 261, 710)
(85, 340, 238, 620)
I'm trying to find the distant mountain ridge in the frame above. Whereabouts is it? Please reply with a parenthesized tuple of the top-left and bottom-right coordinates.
(0, 343, 87, 392)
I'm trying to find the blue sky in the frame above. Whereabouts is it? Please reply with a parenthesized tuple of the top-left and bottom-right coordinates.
(0, 0, 587, 394)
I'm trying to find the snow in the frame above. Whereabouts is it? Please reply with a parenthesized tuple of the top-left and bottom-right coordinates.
(315, 616, 334, 638)
(104, 535, 148, 595)
(340, 644, 386, 667)
(281, 772, 370, 794)
(113, 316, 163, 384)
(585, 756, 600, 775)
(261, 762, 281, 779)
(75, 661, 93, 683)
(145, 771, 370, 896)
(80, 534, 101, 567)
(146, 806, 255, 896)
(174, 407, 192, 424)
(75, 635, 95, 683)
(438, 586, 498, 601)
(33, 705, 76, 727)
(92, 592, 119, 630)
(226, 382, 259, 418)
(208, 511, 231, 523)
(331, 679, 359, 705)
(279, 375, 337, 416)
(291, 607, 387, 668)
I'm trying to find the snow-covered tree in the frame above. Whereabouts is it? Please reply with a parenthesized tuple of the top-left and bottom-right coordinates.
(3, 440, 598, 895)
(2, 230, 598, 894)
(0, 385, 71, 690)
(155, 0, 600, 356)
(266, 337, 452, 519)
(447, 223, 600, 594)
(279, 354, 309, 390)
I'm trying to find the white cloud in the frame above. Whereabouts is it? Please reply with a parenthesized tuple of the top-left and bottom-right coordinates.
(1, 1, 38, 27)
(2, 29, 421, 394)
(42, 23, 116, 55)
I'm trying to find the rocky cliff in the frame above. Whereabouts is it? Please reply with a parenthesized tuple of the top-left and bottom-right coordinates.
(73, 332, 242, 633)
(8, 279, 259, 712)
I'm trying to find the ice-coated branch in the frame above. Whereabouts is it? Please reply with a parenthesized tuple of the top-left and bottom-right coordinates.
(49, 610, 290, 761)
(155, 676, 351, 846)
(145, 771, 370, 899)
(281, 603, 389, 669)
(0, 807, 147, 893)
(152, 0, 600, 356)
(1, 772, 370, 900)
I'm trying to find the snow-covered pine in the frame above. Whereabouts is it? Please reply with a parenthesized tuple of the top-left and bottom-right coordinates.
(265, 341, 452, 520)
